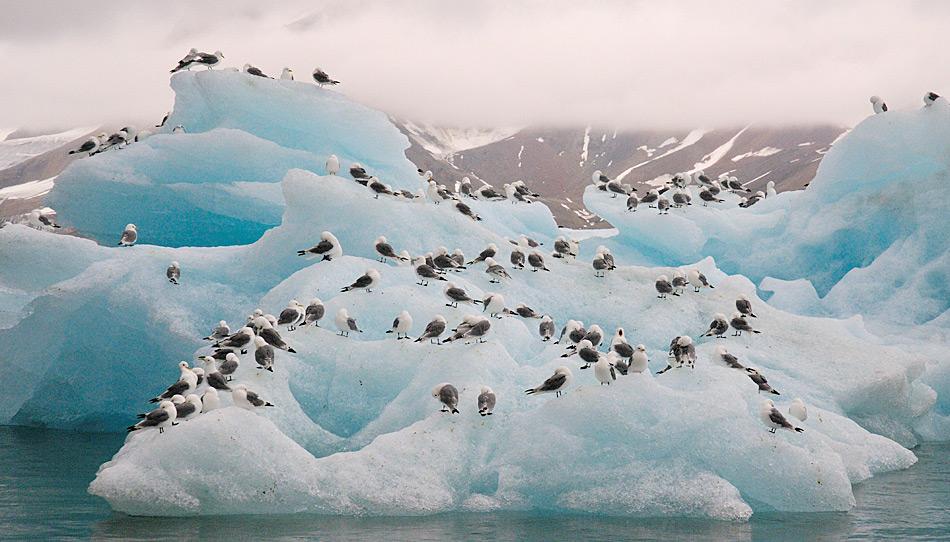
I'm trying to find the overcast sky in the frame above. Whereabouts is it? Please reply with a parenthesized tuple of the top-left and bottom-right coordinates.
(2, 0, 949, 131)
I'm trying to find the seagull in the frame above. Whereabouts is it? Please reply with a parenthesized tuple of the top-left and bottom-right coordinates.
(657, 197, 671, 214)
(594, 355, 617, 385)
(671, 272, 687, 295)
(33, 208, 61, 228)
(455, 201, 482, 221)
(277, 300, 305, 330)
(672, 189, 691, 207)
(432, 247, 464, 272)
(313, 67, 340, 86)
(870, 95, 887, 114)
(166, 261, 180, 284)
(655, 274, 676, 298)
(169, 48, 199, 72)
(747, 368, 780, 395)
(301, 298, 325, 327)
(527, 251, 549, 272)
(193, 51, 224, 70)
(335, 308, 362, 337)
(203, 320, 230, 341)
(525, 366, 572, 397)
(699, 189, 724, 206)
(443, 282, 479, 308)
(703, 313, 730, 338)
(128, 400, 176, 433)
(68, 134, 102, 155)
(760, 400, 803, 433)
(443, 315, 491, 343)
(341, 269, 381, 293)
(716, 345, 746, 369)
(657, 336, 696, 374)
(608, 351, 630, 376)
(626, 194, 639, 212)
(118, 224, 137, 246)
(386, 310, 413, 339)
(173, 394, 202, 423)
(630, 344, 649, 373)
(924, 91, 940, 107)
(484, 257, 511, 283)
(258, 323, 297, 353)
(414, 315, 447, 344)
(297, 231, 342, 261)
(739, 191, 765, 208)
(582, 324, 604, 348)
(468, 244, 498, 265)
(198, 356, 231, 390)
(232, 384, 274, 410)
(558, 320, 587, 348)
(481, 293, 507, 319)
(592, 255, 609, 278)
(597, 246, 616, 270)
(477, 184, 506, 200)
(730, 312, 761, 336)
(254, 336, 276, 372)
(539, 315, 555, 341)
(736, 295, 757, 317)
(214, 326, 254, 354)
(789, 398, 808, 422)
(149, 361, 197, 402)
(513, 303, 542, 319)
(561, 339, 599, 369)
(414, 256, 447, 286)
(432, 383, 460, 414)
(477, 386, 496, 416)
(218, 352, 240, 381)
(280, 67, 294, 81)
(552, 236, 576, 259)
(510, 249, 526, 269)
(641, 189, 660, 206)
(326, 154, 340, 175)
(202, 388, 221, 412)
(368, 179, 393, 198)
(243, 63, 270, 78)
(688, 269, 714, 292)
(349, 163, 370, 183)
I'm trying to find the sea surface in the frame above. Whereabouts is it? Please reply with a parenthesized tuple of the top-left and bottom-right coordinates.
(1, 426, 947, 541)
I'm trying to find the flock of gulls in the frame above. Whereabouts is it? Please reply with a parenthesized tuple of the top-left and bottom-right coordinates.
(60, 50, 942, 436)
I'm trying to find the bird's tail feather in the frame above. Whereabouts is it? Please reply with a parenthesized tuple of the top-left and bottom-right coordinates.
(794, 427, 805, 433)
(287, 347, 297, 353)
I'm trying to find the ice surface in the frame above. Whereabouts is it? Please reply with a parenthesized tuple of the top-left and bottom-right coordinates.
(0, 72, 944, 518)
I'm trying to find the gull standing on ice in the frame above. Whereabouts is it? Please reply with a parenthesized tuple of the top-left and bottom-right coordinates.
(432, 383, 460, 414)
(414, 315, 447, 343)
(525, 367, 572, 397)
(527, 251, 549, 272)
(149, 361, 197, 403)
(484, 257, 511, 283)
(219, 352, 240, 381)
(203, 320, 230, 341)
(280, 67, 294, 80)
(277, 300, 305, 330)
(198, 356, 231, 390)
(414, 256, 446, 286)
(233, 384, 274, 410)
(326, 154, 340, 175)
(128, 401, 176, 433)
(688, 269, 714, 292)
(594, 355, 617, 385)
(736, 295, 757, 317)
(214, 326, 254, 354)
(297, 231, 342, 261)
(630, 344, 649, 373)
(924, 91, 940, 107)
(374, 236, 406, 263)
(386, 310, 413, 339)
(703, 313, 730, 338)
(655, 275, 676, 298)
(539, 315, 555, 341)
(760, 400, 804, 433)
(335, 308, 362, 337)
(341, 269, 381, 293)
(716, 345, 746, 369)
(467, 244, 497, 265)
(510, 248, 526, 270)
(747, 368, 780, 395)
(254, 336, 276, 372)
(201, 388, 220, 412)
(443, 282, 479, 308)
(166, 261, 180, 284)
(477, 386, 496, 416)
(313, 67, 340, 86)
(258, 323, 297, 353)
(870, 95, 888, 114)
(118, 224, 137, 246)
(730, 312, 761, 336)
(481, 293, 507, 318)
(302, 298, 325, 326)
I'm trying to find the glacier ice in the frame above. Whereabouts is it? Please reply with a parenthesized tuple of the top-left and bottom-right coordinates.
(0, 71, 947, 519)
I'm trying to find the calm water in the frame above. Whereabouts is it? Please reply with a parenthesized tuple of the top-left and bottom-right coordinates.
(1, 427, 947, 541)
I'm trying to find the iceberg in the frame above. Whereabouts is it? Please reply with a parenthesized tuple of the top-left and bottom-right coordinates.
(0, 71, 945, 519)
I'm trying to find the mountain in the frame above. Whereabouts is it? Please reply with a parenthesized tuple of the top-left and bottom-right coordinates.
(397, 123, 847, 228)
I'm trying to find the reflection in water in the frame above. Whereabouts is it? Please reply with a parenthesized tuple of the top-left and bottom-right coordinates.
(0, 427, 946, 541)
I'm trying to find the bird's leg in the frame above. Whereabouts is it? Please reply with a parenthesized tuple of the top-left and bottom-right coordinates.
(159, 427, 164, 433)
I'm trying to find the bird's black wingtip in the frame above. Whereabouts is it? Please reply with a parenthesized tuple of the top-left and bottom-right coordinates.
(287, 348, 297, 353)
(795, 427, 805, 433)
